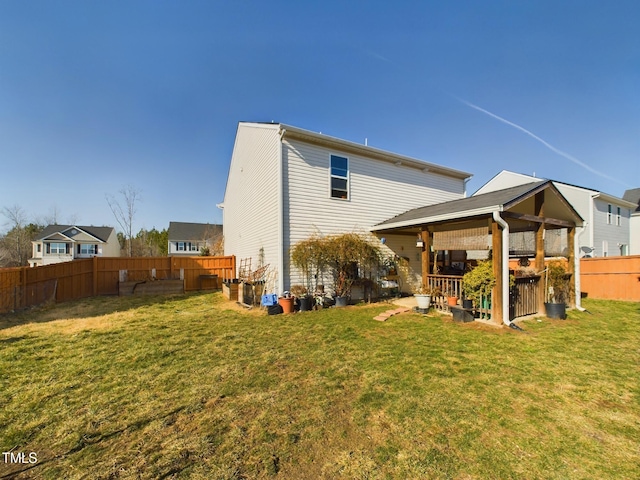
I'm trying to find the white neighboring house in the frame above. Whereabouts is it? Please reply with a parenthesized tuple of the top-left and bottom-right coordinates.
(622, 188, 640, 255)
(29, 225, 121, 267)
(167, 222, 222, 256)
(475, 171, 636, 257)
(220, 122, 472, 293)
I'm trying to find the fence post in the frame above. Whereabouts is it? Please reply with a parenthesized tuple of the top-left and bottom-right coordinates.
(93, 256, 98, 296)
(19, 267, 26, 309)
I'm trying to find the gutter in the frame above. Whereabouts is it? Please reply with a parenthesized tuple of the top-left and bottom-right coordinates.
(492, 211, 511, 326)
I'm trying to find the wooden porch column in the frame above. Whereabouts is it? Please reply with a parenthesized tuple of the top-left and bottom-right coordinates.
(534, 192, 546, 313)
(421, 227, 431, 290)
(567, 226, 576, 307)
(491, 220, 504, 324)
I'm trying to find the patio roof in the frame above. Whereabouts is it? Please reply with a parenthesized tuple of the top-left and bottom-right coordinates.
(371, 180, 583, 233)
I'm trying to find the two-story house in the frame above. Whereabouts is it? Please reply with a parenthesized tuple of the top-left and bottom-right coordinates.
(622, 188, 640, 255)
(29, 225, 121, 267)
(475, 171, 636, 257)
(220, 122, 472, 293)
(167, 222, 222, 256)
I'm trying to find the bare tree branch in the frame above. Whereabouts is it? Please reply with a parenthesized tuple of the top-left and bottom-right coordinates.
(106, 185, 141, 257)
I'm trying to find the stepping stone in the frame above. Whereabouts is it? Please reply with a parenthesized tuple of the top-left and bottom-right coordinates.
(373, 315, 388, 322)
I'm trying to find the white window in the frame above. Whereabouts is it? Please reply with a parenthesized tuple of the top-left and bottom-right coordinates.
(607, 204, 612, 224)
(330, 155, 349, 199)
(49, 243, 67, 254)
(602, 240, 608, 257)
(616, 207, 621, 226)
(177, 242, 186, 252)
(80, 244, 97, 255)
(620, 244, 628, 256)
(37, 244, 41, 253)
(189, 242, 199, 252)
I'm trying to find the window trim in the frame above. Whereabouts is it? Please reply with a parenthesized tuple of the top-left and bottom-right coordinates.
(607, 204, 612, 224)
(616, 206, 621, 226)
(330, 154, 349, 200)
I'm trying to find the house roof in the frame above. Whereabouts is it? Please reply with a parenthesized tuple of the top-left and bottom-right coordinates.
(168, 222, 221, 241)
(240, 122, 473, 181)
(372, 180, 583, 232)
(622, 188, 640, 213)
(475, 170, 637, 208)
(35, 225, 114, 242)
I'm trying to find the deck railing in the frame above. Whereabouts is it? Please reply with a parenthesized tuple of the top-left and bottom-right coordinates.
(426, 274, 462, 313)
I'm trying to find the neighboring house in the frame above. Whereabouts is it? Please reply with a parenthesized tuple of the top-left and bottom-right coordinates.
(29, 225, 121, 267)
(220, 122, 472, 293)
(622, 188, 640, 255)
(475, 171, 636, 257)
(167, 222, 222, 256)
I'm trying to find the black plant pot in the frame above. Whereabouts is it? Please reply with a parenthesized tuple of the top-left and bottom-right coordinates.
(299, 296, 312, 311)
(334, 296, 348, 307)
(462, 299, 473, 309)
(545, 302, 566, 319)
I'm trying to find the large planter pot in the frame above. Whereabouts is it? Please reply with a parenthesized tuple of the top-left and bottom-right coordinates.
(278, 297, 294, 314)
(334, 296, 348, 307)
(462, 299, 473, 309)
(414, 294, 431, 309)
(447, 296, 459, 307)
(545, 302, 566, 319)
(299, 296, 313, 312)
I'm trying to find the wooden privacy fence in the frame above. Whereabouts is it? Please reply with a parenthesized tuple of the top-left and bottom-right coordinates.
(0, 255, 236, 314)
(580, 255, 640, 301)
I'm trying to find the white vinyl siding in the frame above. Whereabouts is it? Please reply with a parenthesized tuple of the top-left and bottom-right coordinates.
(593, 198, 630, 257)
(223, 123, 282, 284)
(282, 138, 464, 289)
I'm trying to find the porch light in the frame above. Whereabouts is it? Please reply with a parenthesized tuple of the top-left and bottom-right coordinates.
(416, 235, 424, 248)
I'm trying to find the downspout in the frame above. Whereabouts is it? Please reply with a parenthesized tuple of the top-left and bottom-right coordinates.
(277, 127, 286, 294)
(574, 224, 587, 311)
(492, 211, 511, 326)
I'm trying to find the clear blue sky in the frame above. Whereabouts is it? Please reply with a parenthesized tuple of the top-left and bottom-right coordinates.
(1, 1, 638, 234)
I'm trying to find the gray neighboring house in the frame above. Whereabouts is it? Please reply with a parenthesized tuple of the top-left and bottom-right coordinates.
(167, 222, 222, 256)
(622, 188, 640, 255)
(475, 171, 636, 257)
(29, 225, 121, 267)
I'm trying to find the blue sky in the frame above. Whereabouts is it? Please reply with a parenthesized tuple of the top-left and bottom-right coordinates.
(1, 1, 638, 233)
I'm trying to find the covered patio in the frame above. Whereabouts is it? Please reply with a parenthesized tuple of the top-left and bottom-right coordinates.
(372, 180, 584, 325)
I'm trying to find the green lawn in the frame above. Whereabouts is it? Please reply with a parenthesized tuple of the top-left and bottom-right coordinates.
(0, 293, 638, 479)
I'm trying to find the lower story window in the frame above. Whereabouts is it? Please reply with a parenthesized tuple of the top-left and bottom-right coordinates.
(80, 244, 97, 255)
(49, 243, 67, 254)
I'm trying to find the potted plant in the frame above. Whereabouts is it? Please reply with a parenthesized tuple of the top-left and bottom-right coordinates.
(290, 284, 312, 311)
(290, 234, 328, 307)
(545, 260, 571, 319)
(324, 233, 383, 307)
(461, 260, 495, 310)
(413, 283, 440, 309)
(278, 292, 294, 314)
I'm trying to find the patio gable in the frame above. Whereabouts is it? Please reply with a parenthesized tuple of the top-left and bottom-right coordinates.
(372, 181, 584, 326)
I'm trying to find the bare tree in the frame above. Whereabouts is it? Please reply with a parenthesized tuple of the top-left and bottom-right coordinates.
(106, 185, 141, 257)
(0, 205, 40, 266)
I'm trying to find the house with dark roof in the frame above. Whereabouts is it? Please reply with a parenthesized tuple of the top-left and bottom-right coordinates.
(29, 225, 120, 267)
(622, 188, 640, 255)
(167, 222, 222, 256)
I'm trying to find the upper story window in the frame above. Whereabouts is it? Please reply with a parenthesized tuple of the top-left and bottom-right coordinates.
(607, 204, 612, 224)
(189, 242, 199, 252)
(177, 242, 186, 252)
(330, 155, 349, 199)
(616, 207, 621, 226)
